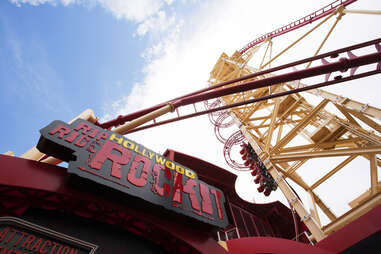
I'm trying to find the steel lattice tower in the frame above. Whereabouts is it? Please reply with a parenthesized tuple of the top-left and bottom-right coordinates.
(207, 1, 381, 242)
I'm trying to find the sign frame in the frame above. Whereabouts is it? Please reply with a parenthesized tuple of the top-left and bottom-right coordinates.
(37, 119, 229, 228)
(0, 216, 98, 254)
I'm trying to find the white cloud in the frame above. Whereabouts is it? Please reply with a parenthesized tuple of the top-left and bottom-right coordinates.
(97, 0, 164, 22)
(11, 0, 381, 224)
(61, 0, 76, 6)
(10, 0, 176, 36)
(141, 19, 183, 60)
(136, 10, 176, 37)
(10, 0, 55, 6)
(100, 0, 381, 222)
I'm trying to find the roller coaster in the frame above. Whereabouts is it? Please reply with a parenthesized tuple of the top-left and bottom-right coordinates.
(16, 0, 381, 244)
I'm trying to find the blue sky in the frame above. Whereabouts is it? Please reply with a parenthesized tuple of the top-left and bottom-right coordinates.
(1, 0, 380, 217)
(0, 0, 177, 155)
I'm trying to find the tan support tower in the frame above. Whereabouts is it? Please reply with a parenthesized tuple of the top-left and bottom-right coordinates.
(208, 6, 381, 240)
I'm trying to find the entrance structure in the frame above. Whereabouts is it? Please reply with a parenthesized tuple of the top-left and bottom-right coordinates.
(4, 0, 381, 253)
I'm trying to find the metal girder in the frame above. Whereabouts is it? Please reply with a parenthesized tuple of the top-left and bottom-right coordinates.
(271, 146, 381, 162)
(271, 99, 330, 153)
(205, 37, 381, 242)
(311, 155, 357, 190)
(279, 138, 361, 153)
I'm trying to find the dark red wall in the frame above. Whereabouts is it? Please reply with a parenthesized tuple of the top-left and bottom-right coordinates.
(0, 154, 227, 254)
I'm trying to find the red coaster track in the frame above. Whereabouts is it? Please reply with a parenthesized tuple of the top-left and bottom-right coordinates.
(239, 0, 357, 54)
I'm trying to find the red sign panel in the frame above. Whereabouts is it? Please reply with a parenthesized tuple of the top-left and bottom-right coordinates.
(37, 119, 228, 228)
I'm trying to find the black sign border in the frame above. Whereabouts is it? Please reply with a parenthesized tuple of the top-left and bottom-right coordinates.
(0, 216, 98, 254)
(37, 119, 229, 229)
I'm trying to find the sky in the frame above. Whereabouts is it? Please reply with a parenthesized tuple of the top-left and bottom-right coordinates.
(1, 0, 381, 225)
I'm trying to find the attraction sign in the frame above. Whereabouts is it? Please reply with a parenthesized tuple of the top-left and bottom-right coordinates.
(0, 217, 98, 254)
(37, 119, 228, 228)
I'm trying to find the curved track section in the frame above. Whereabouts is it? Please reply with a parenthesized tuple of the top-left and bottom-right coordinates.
(223, 131, 248, 171)
(205, 99, 235, 144)
(239, 0, 357, 54)
(214, 113, 235, 144)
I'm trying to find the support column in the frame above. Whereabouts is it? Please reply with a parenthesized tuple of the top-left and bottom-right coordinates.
(240, 125, 326, 242)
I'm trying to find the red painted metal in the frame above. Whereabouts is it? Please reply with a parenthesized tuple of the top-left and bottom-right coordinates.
(316, 204, 381, 253)
(223, 131, 247, 171)
(163, 149, 297, 240)
(97, 38, 380, 130)
(227, 236, 335, 254)
(239, 0, 357, 54)
(124, 50, 381, 133)
(213, 113, 234, 144)
(0, 154, 227, 254)
(123, 69, 380, 135)
(0, 151, 298, 253)
(174, 51, 381, 107)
